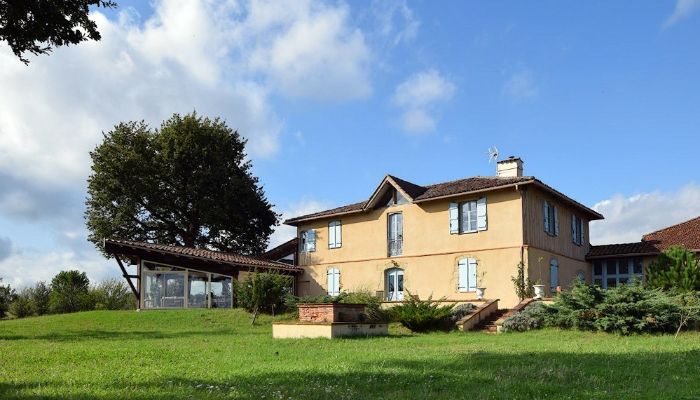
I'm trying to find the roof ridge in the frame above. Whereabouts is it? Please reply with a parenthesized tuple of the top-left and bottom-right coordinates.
(422, 174, 535, 188)
(643, 215, 700, 238)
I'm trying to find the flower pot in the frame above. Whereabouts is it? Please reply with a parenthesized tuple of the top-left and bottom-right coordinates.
(533, 284, 545, 299)
(476, 287, 486, 300)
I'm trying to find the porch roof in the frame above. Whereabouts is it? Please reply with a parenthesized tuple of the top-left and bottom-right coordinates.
(104, 238, 302, 274)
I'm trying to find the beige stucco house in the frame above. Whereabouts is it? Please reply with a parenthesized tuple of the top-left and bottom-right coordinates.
(283, 158, 603, 307)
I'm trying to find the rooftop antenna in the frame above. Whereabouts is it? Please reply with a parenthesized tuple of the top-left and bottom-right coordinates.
(487, 146, 499, 163)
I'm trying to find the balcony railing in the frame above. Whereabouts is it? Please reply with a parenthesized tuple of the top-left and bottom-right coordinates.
(388, 239, 403, 257)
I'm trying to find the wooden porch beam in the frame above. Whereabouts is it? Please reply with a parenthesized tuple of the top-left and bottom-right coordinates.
(113, 254, 139, 301)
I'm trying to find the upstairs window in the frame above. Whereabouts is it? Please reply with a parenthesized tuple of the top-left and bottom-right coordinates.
(450, 197, 487, 234)
(543, 200, 559, 236)
(328, 220, 342, 249)
(571, 214, 583, 245)
(299, 229, 316, 252)
(388, 213, 403, 256)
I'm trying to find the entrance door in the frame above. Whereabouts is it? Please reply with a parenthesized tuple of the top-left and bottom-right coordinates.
(386, 268, 404, 301)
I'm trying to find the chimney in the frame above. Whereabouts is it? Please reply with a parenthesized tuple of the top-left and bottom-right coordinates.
(496, 156, 524, 177)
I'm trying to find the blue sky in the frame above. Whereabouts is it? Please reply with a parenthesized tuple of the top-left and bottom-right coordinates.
(1, 0, 699, 287)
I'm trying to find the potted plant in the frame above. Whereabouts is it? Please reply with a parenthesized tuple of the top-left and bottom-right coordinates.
(475, 270, 487, 300)
(532, 257, 545, 299)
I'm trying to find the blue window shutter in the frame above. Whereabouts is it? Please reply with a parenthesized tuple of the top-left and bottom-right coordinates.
(477, 197, 487, 231)
(449, 203, 459, 234)
(550, 260, 559, 291)
(327, 268, 340, 295)
(468, 258, 478, 291)
(458, 259, 468, 292)
(554, 206, 559, 236)
(571, 214, 576, 244)
(580, 219, 585, 245)
(337, 222, 342, 247)
(543, 201, 550, 233)
(328, 222, 335, 248)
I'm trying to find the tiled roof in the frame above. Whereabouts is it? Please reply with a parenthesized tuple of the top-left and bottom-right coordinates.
(388, 175, 428, 199)
(262, 237, 298, 261)
(413, 176, 532, 201)
(285, 174, 602, 225)
(587, 242, 660, 259)
(642, 216, 700, 251)
(104, 239, 301, 272)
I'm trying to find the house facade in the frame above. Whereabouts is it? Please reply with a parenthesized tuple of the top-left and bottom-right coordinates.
(284, 158, 603, 307)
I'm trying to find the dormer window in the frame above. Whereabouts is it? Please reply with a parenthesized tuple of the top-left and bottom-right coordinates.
(384, 188, 408, 207)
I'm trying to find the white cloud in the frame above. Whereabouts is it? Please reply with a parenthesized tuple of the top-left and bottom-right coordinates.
(392, 69, 455, 133)
(590, 183, 700, 245)
(268, 199, 330, 249)
(663, 0, 700, 29)
(246, 0, 372, 100)
(502, 70, 539, 101)
(0, 236, 11, 262)
(0, 0, 375, 287)
(370, 0, 420, 46)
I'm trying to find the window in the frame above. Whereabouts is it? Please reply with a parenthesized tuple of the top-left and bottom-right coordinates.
(388, 213, 403, 256)
(457, 258, 478, 292)
(141, 261, 233, 309)
(328, 220, 342, 249)
(327, 268, 340, 296)
(550, 259, 559, 292)
(384, 187, 408, 207)
(449, 197, 487, 234)
(593, 258, 644, 289)
(299, 229, 316, 252)
(386, 268, 404, 301)
(572, 214, 583, 245)
(543, 200, 559, 236)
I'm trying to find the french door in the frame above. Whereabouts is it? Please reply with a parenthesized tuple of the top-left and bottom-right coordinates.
(386, 268, 404, 301)
(388, 213, 403, 256)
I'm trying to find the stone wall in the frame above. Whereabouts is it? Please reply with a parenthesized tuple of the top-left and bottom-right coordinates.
(297, 303, 366, 323)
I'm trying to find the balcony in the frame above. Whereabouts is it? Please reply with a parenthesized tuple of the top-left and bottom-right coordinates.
(388, 239, 403, 257)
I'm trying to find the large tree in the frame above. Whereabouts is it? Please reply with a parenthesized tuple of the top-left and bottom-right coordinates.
(86, 112, 278, 256)
(0, 0, 116, 64)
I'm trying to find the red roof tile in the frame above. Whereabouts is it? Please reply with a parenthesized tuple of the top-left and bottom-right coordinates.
(285, 174, 602, 225)
(587, 241, 660, 259)
(642, 216, 700, 252)
(104, 239, 301, 272)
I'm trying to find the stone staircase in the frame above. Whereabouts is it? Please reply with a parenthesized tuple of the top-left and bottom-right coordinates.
(475, 308, 511, 333)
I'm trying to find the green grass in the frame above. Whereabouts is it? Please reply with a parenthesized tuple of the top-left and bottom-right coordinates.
(1, 310, 700, 399)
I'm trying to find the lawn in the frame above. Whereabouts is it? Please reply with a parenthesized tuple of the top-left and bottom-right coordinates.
(1, 309, 699, 399)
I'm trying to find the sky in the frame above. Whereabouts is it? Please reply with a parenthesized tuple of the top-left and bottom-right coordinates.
(1, 0, 699, 288)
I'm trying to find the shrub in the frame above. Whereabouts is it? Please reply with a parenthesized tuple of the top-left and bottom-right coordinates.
(390, 293, 454, 332)
(236, 271, 293, 323)
(0, 278, 15, 318)
(49, 270, 93, 314)
(10, 289, 34, 318)
(449, 303, 476, 323)
(90, 279, 135, 310)
(593, 284, 683, 334)
(501, 302, 551, 332)
(30, 281, 51, 315)
(547, 280, 605, 330)
(646, 246, 700, 291)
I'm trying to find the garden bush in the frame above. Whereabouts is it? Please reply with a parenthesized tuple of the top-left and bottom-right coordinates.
(390, 293, 454, 332)
(504, 281, 697, 335)
(49, 270, 94, 314)
(9, 289, 33, 318)
(449, 303, 476, 323)
(645, 246, 700, 291)
(501, 302, 551, 332)
(236, 271, 293, 320)
(0, 278, 14, 318)
(90, 279, 135, 310)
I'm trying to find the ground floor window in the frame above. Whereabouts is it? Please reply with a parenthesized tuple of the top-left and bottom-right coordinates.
(386, 268, 404, 301)
(593, 258, 643, 288)
(141, 261, 233, 309)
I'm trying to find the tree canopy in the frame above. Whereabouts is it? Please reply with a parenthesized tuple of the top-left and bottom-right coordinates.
(86, 112, 278, 256)
(0, 0, 116, 64)
(645, 246, 700, 292)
